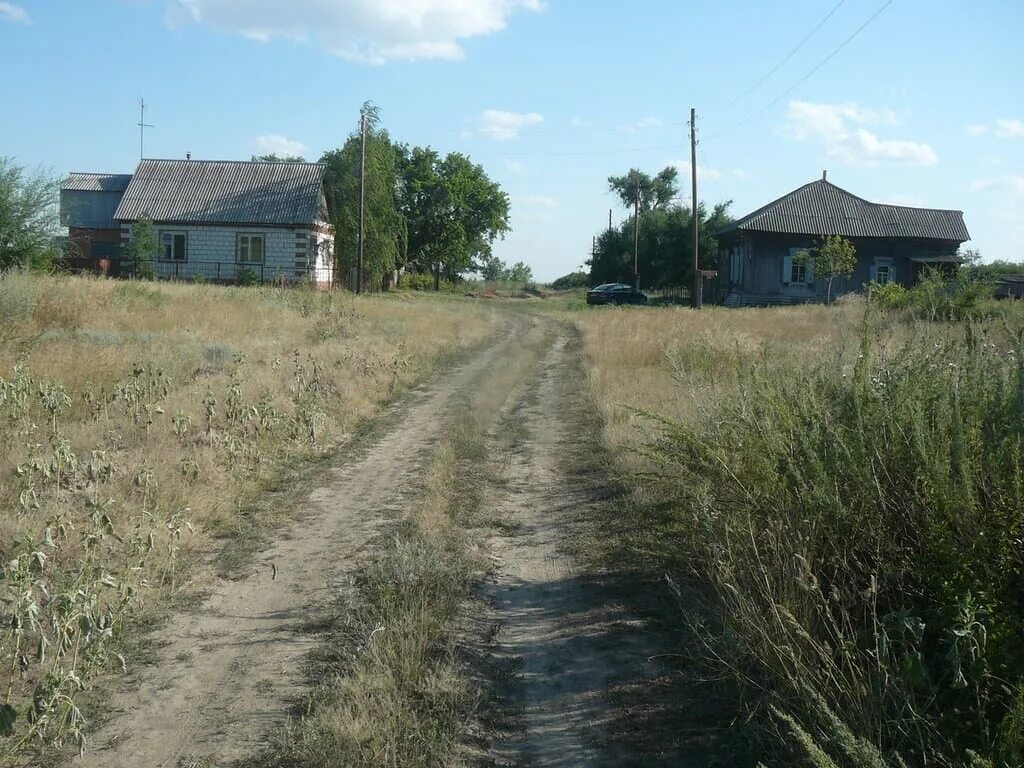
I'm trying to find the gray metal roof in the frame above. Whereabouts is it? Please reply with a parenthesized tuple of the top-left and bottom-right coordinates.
(720, 179, 970, 242)
(61, 173, 133, 192)
(114, 159, 328, 226)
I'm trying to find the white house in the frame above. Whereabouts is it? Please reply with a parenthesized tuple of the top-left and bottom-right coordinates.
(62, 158, 335, 286)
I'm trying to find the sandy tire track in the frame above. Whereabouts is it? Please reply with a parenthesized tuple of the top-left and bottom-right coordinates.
(482, 327, 705, 767)
(73, 316, 528, 768)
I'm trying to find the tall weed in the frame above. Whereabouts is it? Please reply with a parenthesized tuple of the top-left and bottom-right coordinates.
(649, 312, 1024, 766)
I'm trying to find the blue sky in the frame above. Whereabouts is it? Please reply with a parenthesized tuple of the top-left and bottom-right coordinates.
(1, 0, 1021, 280)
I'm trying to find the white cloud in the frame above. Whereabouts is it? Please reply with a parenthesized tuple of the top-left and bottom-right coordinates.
(516, 194, 558, 208)
(479, 109, 543, 141)
(504, 159, 525, 174)
(570, 116, 588, 127)
(672, 161, 724, 182)
(168, 0, 545, 64)
(968, 118, 1024, 139)
(785, 100, 936, 166)
(971, 175, 1024, 194)
(623, 116, 663, 133)
(254, 134, 308, 158)
(0, 3, 30, 23)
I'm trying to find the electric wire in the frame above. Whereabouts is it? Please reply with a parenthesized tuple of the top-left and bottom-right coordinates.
(704, 0, 894, 142)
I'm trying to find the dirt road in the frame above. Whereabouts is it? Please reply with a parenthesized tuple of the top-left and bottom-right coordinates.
(77, 316, 698, 767)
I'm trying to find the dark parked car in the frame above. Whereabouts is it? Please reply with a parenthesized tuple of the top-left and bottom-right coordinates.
(585, 283, 648, 306)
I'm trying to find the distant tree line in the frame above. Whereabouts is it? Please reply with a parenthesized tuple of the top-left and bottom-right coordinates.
(587, 165, 733, 289)
(321, 103, 511, 290)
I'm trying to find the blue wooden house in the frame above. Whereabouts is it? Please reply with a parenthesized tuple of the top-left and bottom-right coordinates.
(715, 174, 970, 306)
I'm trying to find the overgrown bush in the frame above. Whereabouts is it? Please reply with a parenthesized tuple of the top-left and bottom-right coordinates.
(236, 267, 259, 286)
(651, 312, 1024, 767)
(872, 269, 998, 321)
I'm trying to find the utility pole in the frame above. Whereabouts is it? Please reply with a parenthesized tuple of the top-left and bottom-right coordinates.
(608, 208, 612, 233)
(357, 112, 366, 294)
(633, 190, 641, 291)
(138, 98, 154, 160)
(690, 107, 701, 309)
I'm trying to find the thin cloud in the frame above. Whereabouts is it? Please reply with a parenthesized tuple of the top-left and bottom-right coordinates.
(968, 118, 1024, 139)
(0, 3, 30, 23)
(254, 134, 308, 158)
(785, 100, 937, 166)
(516, 194, 558, 208)
(168, 0, 545, 64)
(971, 175, 1024, 194)
(623, 116, 664, 133)
(479, 110, 544, 141)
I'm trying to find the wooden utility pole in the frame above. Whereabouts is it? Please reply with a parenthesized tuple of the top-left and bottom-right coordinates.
(690, 107, 701, 309)
(357, 112, 367, 295)
(633, 191, 640, 291)
(138, 98, 154, 160)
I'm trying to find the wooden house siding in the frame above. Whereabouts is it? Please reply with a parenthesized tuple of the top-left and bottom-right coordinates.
(716, 178, 968, 306)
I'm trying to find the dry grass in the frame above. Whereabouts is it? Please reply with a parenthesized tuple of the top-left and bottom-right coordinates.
(0, 272, 500, 762)
(569, 299, 1024, 766)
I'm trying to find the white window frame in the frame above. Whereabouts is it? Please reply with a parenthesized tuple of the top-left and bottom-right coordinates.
(159, 230, 188, 262)
(237, 233, 265, 264)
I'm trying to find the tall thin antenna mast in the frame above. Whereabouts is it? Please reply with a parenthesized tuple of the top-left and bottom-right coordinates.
(138, 98, 154, 160)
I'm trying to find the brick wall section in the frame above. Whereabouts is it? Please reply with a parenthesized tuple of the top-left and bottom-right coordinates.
(121, 222, 335, 285)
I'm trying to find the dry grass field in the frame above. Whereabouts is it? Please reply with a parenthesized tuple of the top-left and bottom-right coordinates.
(572, 298, 1024, 767)
(0, 272, 499, 762)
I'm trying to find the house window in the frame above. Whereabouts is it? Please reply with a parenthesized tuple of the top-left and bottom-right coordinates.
(784, 247, 814, 286)
(237, 234, 265, 263)
(160, 231, 187, 261)
(873, 257, 894, 285)
(790, 260, 807, 284)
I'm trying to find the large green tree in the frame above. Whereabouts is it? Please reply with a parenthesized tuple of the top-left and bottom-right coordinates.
(0, 157, 59, 271)
(589, 199, 733, 289)
(608, 166, 680, 213)
(320, 103, 403, 290)
(397, 146, 510, 286)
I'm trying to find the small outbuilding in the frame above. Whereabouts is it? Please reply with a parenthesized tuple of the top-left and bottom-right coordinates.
(715, 174, 970, 306)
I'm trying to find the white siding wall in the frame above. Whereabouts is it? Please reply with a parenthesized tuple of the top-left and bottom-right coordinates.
(121, 222, 335, 285)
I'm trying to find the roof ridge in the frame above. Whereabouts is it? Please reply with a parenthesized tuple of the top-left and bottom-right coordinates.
(140, 158, 325, 167)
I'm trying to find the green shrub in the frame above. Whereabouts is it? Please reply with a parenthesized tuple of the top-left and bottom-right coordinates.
(651, 313, 1024, 766)
(868, 281, 909, 310)
(398, 272, 458, 292)
(551, 271, 591, 290)
(236, 267, 259, 286)
(192, 273, 208, 285)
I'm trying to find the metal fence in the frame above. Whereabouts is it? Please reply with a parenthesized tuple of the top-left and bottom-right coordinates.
(128, 259, 334, 286)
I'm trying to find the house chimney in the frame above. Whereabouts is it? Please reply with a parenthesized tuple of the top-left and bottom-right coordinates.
(186, 152, 192, 160)
(822, 169, 828, 181)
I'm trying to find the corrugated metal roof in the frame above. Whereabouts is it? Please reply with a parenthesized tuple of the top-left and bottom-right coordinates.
(61, 173, 133, 192)
(114, 159, 327, 226)
(720, 179, 970, 242)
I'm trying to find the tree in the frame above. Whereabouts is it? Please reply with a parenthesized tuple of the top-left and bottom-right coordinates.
(507, 261, 532, 283)
(127, 215, 158, 279)
(397, 146, 510, 288)
(588, 199, 732, 289)
(807, 234, 857, 304)
(0, 157, 59, 271)
(607, 166, 679, 213)
(251, 153, 306, 163)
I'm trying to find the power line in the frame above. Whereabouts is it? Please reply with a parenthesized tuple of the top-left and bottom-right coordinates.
(704, 0, 894, 143)
(720, 0, 847, 110)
